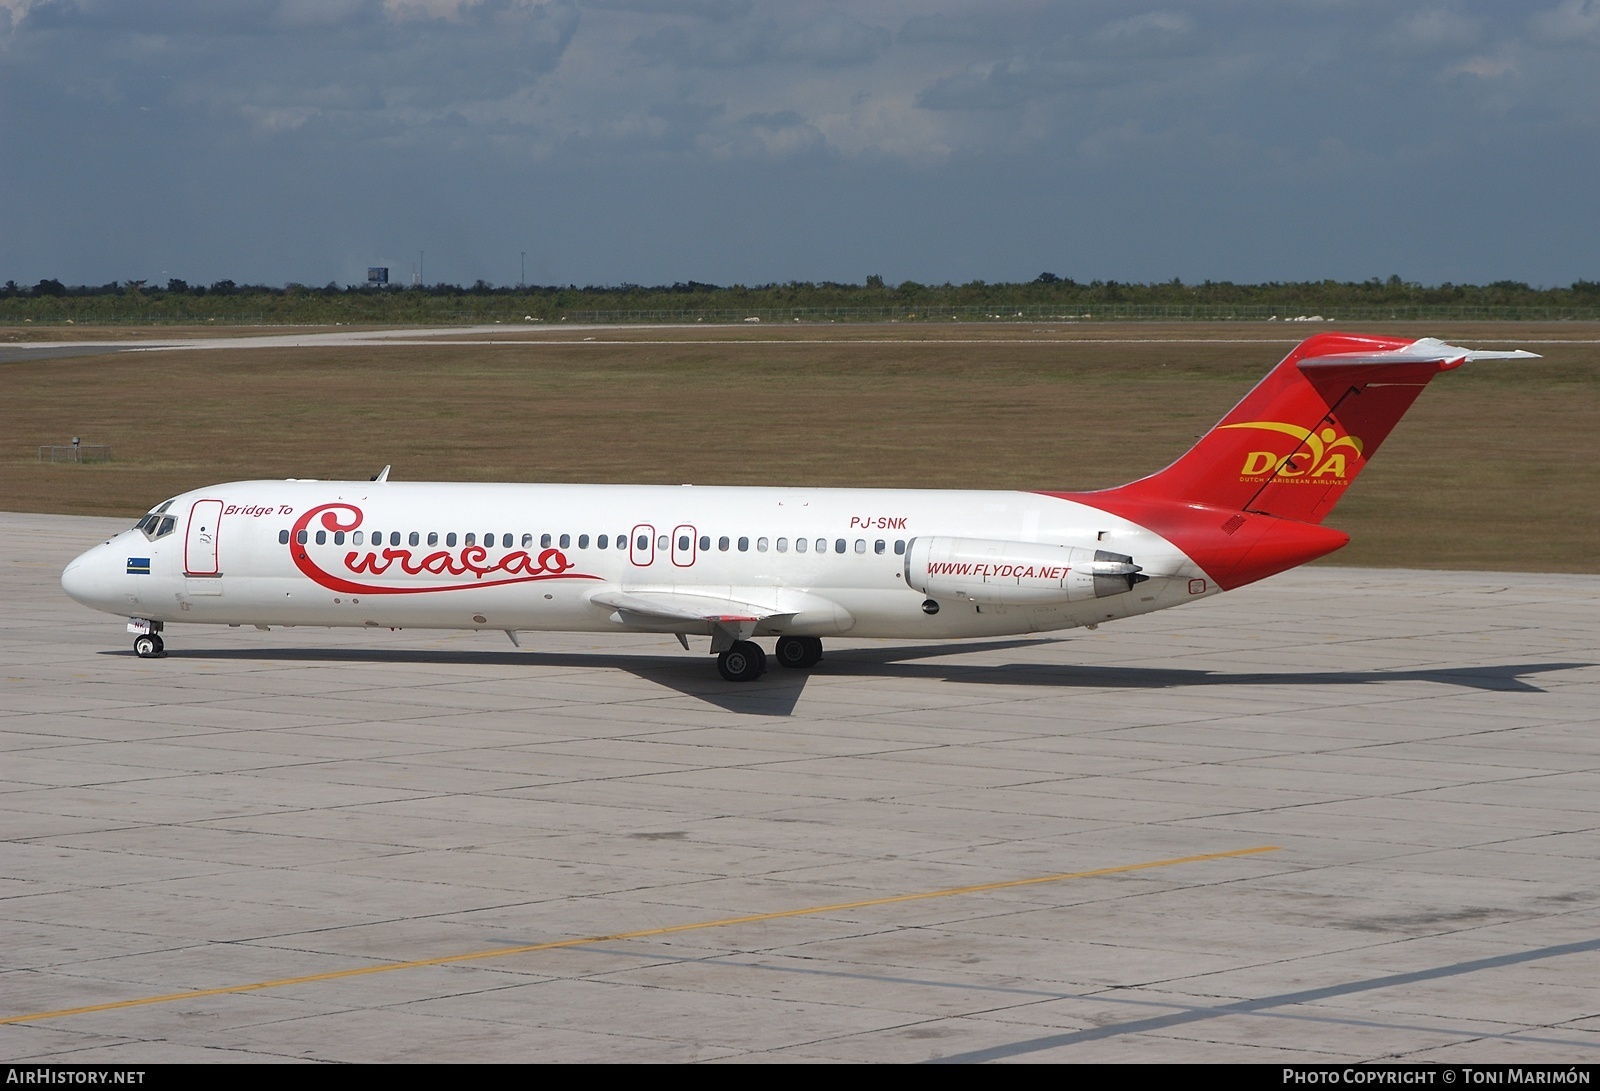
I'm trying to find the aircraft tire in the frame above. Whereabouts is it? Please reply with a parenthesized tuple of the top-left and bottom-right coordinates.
(718, 640, 766, 682)
(133, 634, 164, 659)
(775, 636, 823, 669)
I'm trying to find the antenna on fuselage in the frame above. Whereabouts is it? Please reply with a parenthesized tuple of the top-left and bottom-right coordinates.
(372, 465, 391, 482)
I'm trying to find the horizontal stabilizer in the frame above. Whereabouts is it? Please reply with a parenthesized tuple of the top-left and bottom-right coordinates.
(1300, 337, 1540, 372)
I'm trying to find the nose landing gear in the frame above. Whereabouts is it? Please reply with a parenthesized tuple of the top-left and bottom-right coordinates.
(128, 618, 165, 658)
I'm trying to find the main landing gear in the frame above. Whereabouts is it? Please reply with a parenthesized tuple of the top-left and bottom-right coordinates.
(133, 633, 166, 658)
(717, 637, 824, 681)
(717, 640, 766, 682)
(774, 635, 823, 670)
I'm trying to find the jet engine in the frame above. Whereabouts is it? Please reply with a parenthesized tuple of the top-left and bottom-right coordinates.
(904, 537, 1147, 606)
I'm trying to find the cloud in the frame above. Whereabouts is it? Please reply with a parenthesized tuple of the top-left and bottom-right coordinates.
(1092, 10, 1195, 52)
(1449, 54, 1515, 79)
(383, 0, 480, 21)
(584, 0, 750, 17)
(0, 0, 36, 32)
(915, 58, 1053, 111)
(1382, 8, 1483, 52)
(18, 0, 580, 126)
(5, 0, 1600, 286)
(716, 110, 827, 159)
(1529, 0, 1600, 43)
(896, 11, 1009, 47)
(632, 12, 888, 70)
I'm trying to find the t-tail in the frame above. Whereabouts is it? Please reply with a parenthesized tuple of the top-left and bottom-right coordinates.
(1049, 333, 1538, 590)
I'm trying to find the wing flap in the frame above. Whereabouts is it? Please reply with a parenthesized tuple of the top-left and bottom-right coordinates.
(588, 589, 797, 651)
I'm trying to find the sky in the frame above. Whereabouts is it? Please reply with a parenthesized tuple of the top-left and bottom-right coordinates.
(2, 0, 1597, 289)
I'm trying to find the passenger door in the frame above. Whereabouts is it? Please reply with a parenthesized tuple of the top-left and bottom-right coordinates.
(184, 498, 224, 595)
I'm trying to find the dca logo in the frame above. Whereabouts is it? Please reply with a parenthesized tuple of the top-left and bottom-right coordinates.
(1223, 421, 1365, 480)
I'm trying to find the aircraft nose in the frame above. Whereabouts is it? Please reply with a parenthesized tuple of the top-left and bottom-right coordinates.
(61, 558, 89, 605)
(62, 544, 115, 610)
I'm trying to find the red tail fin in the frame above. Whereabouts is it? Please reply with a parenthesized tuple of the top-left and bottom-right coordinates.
(1046, 334, 1536, 590)
(1099, 333, 1486, 523)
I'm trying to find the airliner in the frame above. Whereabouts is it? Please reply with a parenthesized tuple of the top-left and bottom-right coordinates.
(60, 332, 1534, 681)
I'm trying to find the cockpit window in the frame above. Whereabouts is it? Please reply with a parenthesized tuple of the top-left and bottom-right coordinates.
(136, 501, 180, 541)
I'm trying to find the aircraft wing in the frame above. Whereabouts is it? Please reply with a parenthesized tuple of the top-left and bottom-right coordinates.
(588, 589, 797, 651)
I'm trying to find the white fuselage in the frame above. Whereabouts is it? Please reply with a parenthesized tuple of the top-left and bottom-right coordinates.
(62, 479, 1218, 644)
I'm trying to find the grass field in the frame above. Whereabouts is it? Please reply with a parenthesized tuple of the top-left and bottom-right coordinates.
(4, 322, 1595, 571)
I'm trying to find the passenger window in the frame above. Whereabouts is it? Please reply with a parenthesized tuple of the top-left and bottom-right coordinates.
(678, 535, 690, 551)
(465, 533, 476, 546)
(874, 539, 885, 554)
(560, 534, 571, 548)
(446, 532, 457, 547)
(700, 536, 711, 551)
(835, 539, 846, 554)
(502, 534, 512, 548)
(541, 533, 551, 548)
(390, 532, 401, 547)
(894, 540, 906, 555)
(637, 534, 648, 550)
(316, 530, 327, 545)
(598, 534, 609, 549)
(354, 531, 365, 545)
(279, 529, 289, 544)
(409, 532, 420, 546)
(756, 537, 767, 552)
(579, 534, 590, 548)
(521, 533, 533, 548)
(719, 536, 730, 551)
(335, 531, 346, 545)
(854, 539, 866, 554)
(657, 535, 668, 550)
(795, 538, 808, 553)
(816, 539, 827, 554)
(738, 537, 749, 551)
(296, 530, 308, 545)
(774, 537, 785, 552)
(427, 532, 437, 546)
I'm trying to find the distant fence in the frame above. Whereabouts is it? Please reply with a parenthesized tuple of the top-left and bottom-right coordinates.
(39, 444, 112, 464)
(550, 303, 1600, 324)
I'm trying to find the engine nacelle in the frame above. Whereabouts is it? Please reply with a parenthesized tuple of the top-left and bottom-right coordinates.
(904, 537, 1147, 606)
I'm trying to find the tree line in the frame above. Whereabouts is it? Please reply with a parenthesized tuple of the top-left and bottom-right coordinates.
(4, 274, 1599, 324)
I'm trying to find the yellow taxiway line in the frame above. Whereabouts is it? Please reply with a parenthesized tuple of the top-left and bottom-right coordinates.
(4, 845, 1280, 1026)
